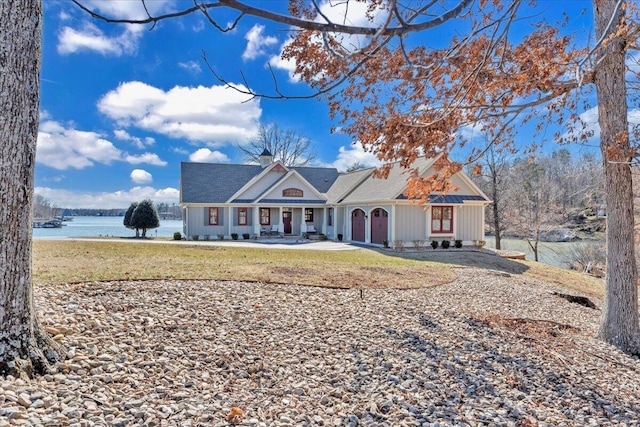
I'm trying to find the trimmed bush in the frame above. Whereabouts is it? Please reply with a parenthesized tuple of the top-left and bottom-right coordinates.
(441, 240, 450, 249)
(243, 233, 250, 240)
(192, 235, 199, 241)
(431, 240, 438, 249)
(231, 233, 239, 240)
(217, 234, 225, 240)
(173, 231, 182, 241)
(454, 239, 463, 248)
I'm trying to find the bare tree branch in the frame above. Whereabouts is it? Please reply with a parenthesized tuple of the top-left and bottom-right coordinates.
(73, 0, 476, 37)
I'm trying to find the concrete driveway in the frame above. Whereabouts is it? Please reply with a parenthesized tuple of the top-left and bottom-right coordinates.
(45, 236, 362, 251)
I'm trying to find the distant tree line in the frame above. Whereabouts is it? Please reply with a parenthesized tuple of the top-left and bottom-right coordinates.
(470, 149, 604, 260)
(32, 199, 182, 219)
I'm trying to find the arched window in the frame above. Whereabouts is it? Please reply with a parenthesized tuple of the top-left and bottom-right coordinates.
(283, 188, 303, 197)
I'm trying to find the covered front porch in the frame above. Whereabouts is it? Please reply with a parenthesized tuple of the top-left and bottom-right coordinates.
(254, 205, 328, 237)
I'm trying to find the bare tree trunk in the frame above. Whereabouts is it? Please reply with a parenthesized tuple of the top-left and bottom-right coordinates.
(594, 0, 640, 354)
(0, 0, 65, 378)
(491, 181, 502, 250)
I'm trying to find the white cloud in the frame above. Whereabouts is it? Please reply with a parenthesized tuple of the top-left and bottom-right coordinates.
(330, 144, 381, 172)
(57, 22, 141, 56)
(78, 0, 173, 21)
(178, 60, 202, 74)
(243, 24, 278, 61)
(35, 186, 179, 210)
(125, 152, 167, 166)
(189, 148, 230, 163)
(130, 169, 153, 184)
(98, 81, 261, 146)
(456, 123, 485, 140)
(37, 120, 123, 169)
(37, 120, 167, 170)
(114, 129, 155, 149)
(56, 0, 174, 56)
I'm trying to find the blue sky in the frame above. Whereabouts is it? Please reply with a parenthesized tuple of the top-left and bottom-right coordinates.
(36, 1, 605, 209)
(38, 0, 381, 209)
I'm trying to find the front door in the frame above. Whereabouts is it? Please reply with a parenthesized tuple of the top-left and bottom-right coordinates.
(283, 211, 292, 234)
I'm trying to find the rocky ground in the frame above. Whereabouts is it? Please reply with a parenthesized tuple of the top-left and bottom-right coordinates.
(2, 269, 640, 426)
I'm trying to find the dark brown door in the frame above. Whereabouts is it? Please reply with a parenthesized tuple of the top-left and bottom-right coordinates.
(283, 211, 292, 234)
(351, 209, 365, 242)
(370, 208, 388, 245)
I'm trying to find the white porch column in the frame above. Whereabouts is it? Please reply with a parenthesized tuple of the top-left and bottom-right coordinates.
(228, 206, 233, 237)
(322, 207, 328, 236)
(278, 206, 283, 233)
(253, 206, 260, 236)
(301, 206, 307, 233)
(365, 208, 370, 244)
(344, 207, 348, 240)
(391, 204, 396, 245)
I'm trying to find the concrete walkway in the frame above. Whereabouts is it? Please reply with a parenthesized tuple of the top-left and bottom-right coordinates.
(40, 236, 362, 251)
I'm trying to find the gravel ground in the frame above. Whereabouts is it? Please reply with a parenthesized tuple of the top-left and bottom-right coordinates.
(2, 269, 640, 426)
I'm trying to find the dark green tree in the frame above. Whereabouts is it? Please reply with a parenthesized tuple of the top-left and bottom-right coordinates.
(123, 202, 139, 237)
(131, 199, 160, 238)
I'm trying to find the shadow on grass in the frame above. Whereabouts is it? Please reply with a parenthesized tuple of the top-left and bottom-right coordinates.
(370, 248, 530, 275)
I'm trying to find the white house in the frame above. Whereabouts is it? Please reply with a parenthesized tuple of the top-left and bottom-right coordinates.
(179, 151, 490, 247)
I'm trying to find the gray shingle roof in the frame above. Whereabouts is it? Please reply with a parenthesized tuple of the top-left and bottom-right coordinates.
(324, 168, 373, 203)
(341, 157, 436, 203)
(181, 162, 340, 204)
(291, 167, 340, 193)
(181, 162, 264, 203)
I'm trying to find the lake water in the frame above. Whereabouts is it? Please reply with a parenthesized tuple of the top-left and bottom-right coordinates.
(33, 218, 594, 268)
(33, 216, 183, 239)
(485, 237, 603, 268)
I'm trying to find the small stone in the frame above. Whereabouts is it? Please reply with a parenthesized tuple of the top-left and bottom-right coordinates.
(17, 393, 32, 408)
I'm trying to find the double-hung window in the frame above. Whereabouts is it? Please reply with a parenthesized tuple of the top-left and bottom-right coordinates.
(260, 208, 270, 225)
(305, 208, 314, 222)
(208, 207, 219, 225)
(431, 206, 453, 233)
(238, 207, 248, 225)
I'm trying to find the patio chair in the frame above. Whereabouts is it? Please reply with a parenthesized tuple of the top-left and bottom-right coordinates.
(306, 224, 317, 234)
(270, 224, 280, 236)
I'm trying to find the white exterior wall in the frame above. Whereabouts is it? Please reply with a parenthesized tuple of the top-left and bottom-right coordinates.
(184, 206, 227, 238)
(455, 205, 485, 242)
(394, 204, 427, 243)
(333, 206, 347, 240)
(236, 170, 286, 200)
(264, 175, 323, 201)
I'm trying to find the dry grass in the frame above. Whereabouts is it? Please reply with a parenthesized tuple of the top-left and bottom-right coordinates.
(32, 240, 604, 298)
(32, 240, 455, 289)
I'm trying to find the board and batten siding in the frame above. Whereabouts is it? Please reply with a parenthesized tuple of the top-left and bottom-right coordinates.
(394, 204, 427, 242)
(235, 169, 286, 200)
(184, 206, 227, 238)
(455, 205, 484, 242)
